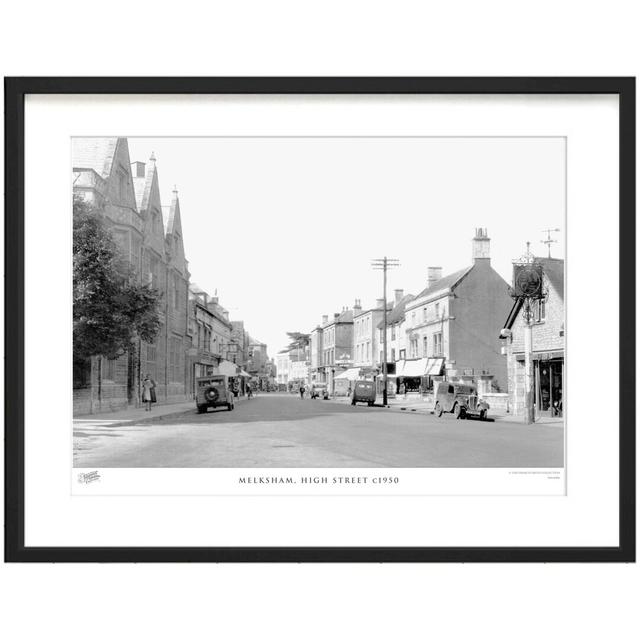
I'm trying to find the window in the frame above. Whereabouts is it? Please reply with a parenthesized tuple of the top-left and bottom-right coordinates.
(170, 336, 182, 382)
(173, 276, 180, 309)
(422, 307, 427, 322)
(150, 255, 159, 289)
(411, 312, 416, 325)
(146, 342, 157, 364)
(433, 332, 443, 356)
(391, 324, 396, 340)
(423, 336, 428, 356)
(536, 299, 546, 322)
(117, 167, 128, 203)
(391, 348, 396, 362)
(103, 356, 117, 381)
(73, 357, 91, 389)
(399, 349, 406, 360)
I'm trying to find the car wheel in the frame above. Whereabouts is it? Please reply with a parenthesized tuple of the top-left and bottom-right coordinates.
(197, 405, 206, 414)
(435, 402, 443, 417)
(479, 409, 486, 421)
(454, 404, 466, 420)
(227, 403, 232, 411)
(368, 401, 373, 407)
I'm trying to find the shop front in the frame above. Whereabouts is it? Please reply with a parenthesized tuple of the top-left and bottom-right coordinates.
(533, 353, 563, 417)
(516, 350, 564, 417)
(395, 357, 445, 394)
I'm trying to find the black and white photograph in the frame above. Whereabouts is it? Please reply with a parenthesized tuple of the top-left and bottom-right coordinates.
(72, 136, 566, 476)
(6, 77, 633, 563)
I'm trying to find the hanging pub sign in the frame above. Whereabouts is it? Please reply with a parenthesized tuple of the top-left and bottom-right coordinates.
(512, 263, 544, 299)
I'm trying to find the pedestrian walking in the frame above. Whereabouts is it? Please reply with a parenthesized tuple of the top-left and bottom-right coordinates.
(299, 383, 305, 399)
(142, 374, 157, 411)
(247, 385, 253, 399)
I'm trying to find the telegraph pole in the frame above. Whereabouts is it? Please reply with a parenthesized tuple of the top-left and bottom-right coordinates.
(372, 256, 400, 405)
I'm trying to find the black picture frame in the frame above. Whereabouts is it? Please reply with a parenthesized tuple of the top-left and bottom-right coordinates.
(4, 77, 635, 563)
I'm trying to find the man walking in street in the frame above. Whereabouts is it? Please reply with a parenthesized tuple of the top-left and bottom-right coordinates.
(299, 383, 305, 399)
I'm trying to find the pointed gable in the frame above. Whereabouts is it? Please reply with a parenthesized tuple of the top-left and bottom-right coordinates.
(166, 187, 188, 277)
(103, 137, 138, 213)
(72, 137, 119, 179)
(133, 153, 166, 257)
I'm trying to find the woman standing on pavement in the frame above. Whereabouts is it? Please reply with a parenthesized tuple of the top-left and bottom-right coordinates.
(142, 374, 157, 411)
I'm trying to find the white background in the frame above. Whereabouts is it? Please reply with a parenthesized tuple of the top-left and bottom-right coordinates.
(1, 2, 639, 639)
(28, 95, 606, 546)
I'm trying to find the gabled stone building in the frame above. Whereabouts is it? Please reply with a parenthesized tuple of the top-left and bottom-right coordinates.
(500, 257, 564, 417)
(401, 229, 512, 392)
(72, 138, 191, 414)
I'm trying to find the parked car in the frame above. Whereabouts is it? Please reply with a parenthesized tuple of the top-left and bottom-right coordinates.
(351, 380, 376, 407)
(196, 375, 235, 413)
(433, 382, 489, 420)
(311, 383, 329, 399)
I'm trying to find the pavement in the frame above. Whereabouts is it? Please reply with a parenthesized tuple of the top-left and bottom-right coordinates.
(74, 392, 564, 468)
(324, 393, 563, 425)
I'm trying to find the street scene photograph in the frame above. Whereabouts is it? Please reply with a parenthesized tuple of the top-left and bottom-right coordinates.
(72, 136, 565, 470)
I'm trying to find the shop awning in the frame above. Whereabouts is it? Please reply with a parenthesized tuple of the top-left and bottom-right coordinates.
(425, 357, 445, 376)
(399, 358, 429, 377)
(334, 367, 362, 381)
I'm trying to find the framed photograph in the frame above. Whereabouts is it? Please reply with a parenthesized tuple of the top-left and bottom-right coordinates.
(5, 77, 635, 562)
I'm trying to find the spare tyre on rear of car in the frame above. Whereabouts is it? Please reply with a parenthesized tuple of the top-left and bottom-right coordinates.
(205, 387, 219, 403)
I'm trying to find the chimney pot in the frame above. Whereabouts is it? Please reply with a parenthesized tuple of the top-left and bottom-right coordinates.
(376, 298, 384, 308)
(394, 289, 404, 304)
(322, 315, 328, 324)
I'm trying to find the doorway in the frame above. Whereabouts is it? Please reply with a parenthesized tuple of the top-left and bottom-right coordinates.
(534, 358, 563, 417)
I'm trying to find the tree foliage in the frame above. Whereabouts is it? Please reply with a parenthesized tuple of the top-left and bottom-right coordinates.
(286, 332, 310, 351)
(73, 196, 162, 360)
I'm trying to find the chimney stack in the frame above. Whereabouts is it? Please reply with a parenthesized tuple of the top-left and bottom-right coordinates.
(394, 289, 404, 304)
(131, 161, 146, 178)
(322, 315, 328, 324)
(353, 299, 362, 311)
(334, 312, 340, 319)
(376, 298, 385, 308)
(427, 267, 443, 289)
(472, 227, 491, 262)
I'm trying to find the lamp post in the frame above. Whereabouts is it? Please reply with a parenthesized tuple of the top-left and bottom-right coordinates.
(512, 242, 545, 425)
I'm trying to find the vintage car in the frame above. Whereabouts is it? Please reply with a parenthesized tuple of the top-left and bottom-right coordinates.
(351, 380, 376, 407)
(196, 375, 235, 413)
(310, 383, 329, 399)
(433, 382, 489, 420)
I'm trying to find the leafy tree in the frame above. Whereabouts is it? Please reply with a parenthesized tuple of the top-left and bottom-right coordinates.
(73, 196, 162, 361)
(286, 332, 310, 352)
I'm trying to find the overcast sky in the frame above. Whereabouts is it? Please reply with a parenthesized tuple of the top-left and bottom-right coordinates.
(127, 137, 565, 357)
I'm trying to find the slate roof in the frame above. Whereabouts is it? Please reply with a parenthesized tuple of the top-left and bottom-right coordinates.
(538, 257, 564, 301)
(501, 257, 564, 332)
(412, 266, 474, 302)
(71, 138, 119, 179)
(377, 294, 415, 329)
(324, 308, 354, 326)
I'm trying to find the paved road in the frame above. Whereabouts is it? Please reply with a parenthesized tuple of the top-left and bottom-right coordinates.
(74, 393, 564, 468)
